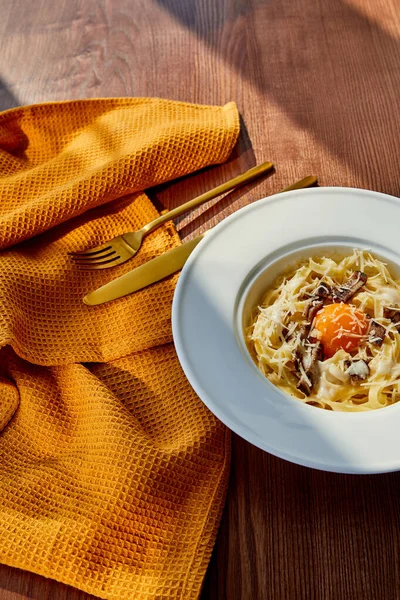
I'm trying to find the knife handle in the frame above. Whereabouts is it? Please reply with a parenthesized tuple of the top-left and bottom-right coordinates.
(141, 161, 274, 234)
(279, 175, 317, 193)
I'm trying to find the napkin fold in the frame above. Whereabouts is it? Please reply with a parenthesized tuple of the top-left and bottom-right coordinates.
(0, 98, 239, 599)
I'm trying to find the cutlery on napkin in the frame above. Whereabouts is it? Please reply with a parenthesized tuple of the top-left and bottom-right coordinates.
(83, 175, 318, 305)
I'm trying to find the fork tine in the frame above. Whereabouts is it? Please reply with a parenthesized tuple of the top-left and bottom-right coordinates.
(71, 249, 117, 262)
(68, 243, 113, 257)
(75, 255, 126, 270)
(75, 255, 121, 266)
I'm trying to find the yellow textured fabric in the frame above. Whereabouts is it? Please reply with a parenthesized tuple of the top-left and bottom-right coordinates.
(0, 98, 239, 599)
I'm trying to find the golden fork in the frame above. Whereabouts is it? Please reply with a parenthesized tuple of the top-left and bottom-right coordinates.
(70, 161, 274, 269)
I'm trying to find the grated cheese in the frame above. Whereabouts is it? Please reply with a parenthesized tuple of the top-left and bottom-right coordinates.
(247, 249, 400, 412)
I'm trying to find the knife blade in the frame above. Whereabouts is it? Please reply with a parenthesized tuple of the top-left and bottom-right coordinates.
(83, 175, 317, 306)
(83, 234, 205, 305)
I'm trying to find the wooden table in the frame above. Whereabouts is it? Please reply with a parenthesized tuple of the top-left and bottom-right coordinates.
(1, 1, 400, 598)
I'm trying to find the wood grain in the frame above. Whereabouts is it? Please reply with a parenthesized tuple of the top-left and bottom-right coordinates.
(202, 438, 400, 600)
(0, 0, 400, 598)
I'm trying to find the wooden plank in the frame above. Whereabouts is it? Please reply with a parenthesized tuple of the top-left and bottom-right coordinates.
(0, 0, 400, 598)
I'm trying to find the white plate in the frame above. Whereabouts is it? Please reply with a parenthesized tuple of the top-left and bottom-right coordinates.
(172, 187, 400, 474)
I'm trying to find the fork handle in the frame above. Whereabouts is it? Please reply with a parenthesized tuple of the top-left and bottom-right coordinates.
(141, 160, 274, 235)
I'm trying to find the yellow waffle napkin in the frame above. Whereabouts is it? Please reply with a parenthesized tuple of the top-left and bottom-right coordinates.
(0, 97, 239, 599)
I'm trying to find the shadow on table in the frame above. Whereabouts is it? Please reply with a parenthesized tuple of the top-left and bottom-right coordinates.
(156, 0, 400, 195)
(175, 166, 275, 239)
(0, 563, 100, 600)
(0, 77, 19, 112)
(202, 436, 400, 599)
(150, 111, 257, 207)
(148, 112, 277, 235)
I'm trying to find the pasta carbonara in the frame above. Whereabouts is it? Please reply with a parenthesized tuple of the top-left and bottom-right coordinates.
(247, 250, 400, 411)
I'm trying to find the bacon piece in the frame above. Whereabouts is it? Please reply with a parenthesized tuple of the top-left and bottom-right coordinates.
(304, 297, 324, 322)
(332, 271, 367, 303)
(303, 283, 332, 321)
(314, 282, 332, 299)
(344, 359, 370, 385)
(298, 323, 311, 340)
(368, 320, 385, 347)
(383, 307, 400, 331)
(296, 341, 324, 395)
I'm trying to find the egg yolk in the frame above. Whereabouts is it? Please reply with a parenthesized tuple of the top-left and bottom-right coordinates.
(313, 303, 369, 358)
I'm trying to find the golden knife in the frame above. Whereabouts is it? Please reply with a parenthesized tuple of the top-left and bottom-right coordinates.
(83, 176, 317, 306)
